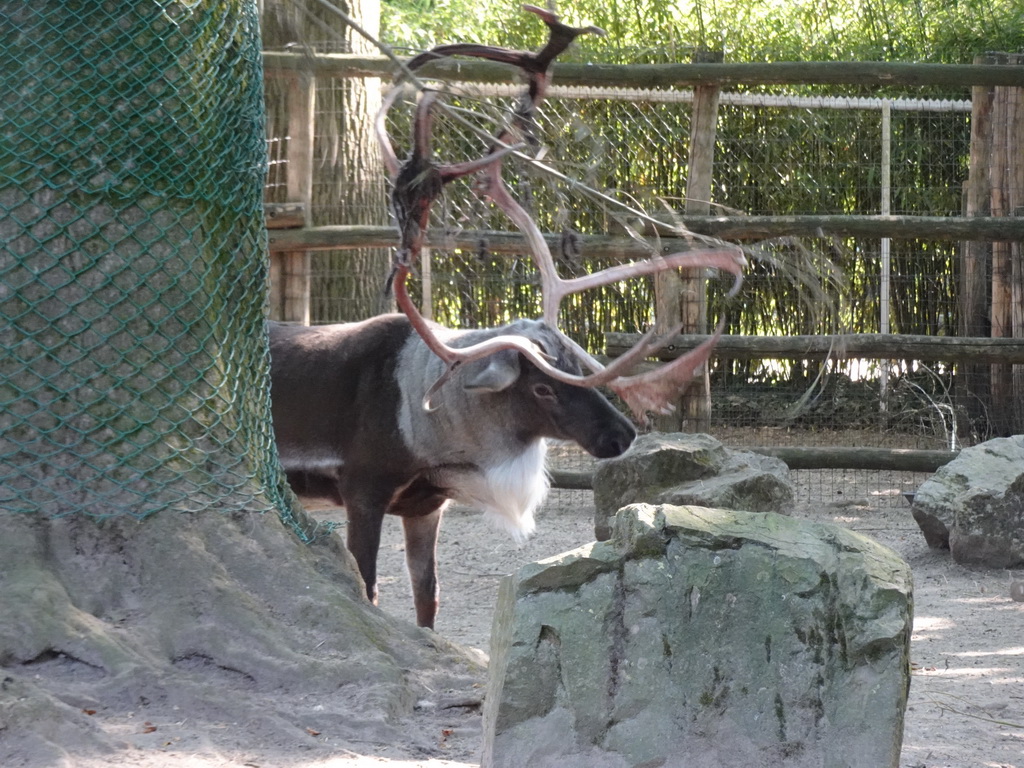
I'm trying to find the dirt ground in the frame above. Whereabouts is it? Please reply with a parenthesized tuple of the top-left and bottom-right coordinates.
(8, 460, 1022, 768)
(343, 466, 1024, 768)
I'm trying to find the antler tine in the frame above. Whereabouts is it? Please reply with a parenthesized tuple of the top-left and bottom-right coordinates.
(561, 249, 746, 303)
(436, 8, 748, 405)
(403, 6, 604, 145)
(380, 4, 745, 416)
(387, 90, 520, 274)
(450, 134, 743, 396)
(475, 155, 561, 324)
(482, 155, 746, 322)
(375, 83, 404, 179)
(379, 66, 567, 407)
(388, 155, 712, 398)
(609, 315, 731, 422)
(521, 4, 606, 79)
(479, 139, 746, 390)
(402, 7, 606, 80)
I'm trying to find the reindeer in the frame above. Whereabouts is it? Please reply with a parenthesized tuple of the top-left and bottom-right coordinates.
(269, 315, 636, 628)
(270, 5, 745, 629)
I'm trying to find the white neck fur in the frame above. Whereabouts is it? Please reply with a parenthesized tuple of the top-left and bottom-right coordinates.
(445, 439, 549, 541)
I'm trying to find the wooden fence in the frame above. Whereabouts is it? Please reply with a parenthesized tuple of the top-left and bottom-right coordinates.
(262, 53, 1024, 438)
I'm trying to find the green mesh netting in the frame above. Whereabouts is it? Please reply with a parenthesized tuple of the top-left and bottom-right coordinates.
(1, 1, 297, 525)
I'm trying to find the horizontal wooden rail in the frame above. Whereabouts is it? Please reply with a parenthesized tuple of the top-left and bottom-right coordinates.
(262, 52, 1024, 88)
(677, 215, 1024, 241)
(266, 216, 1024, 253)
(605, 332, 1024, 364)
(548, 469, 596, 490)
(749, 446, 957, 472)
(548, 445, 956, 489)
(265, 202, 306, 230)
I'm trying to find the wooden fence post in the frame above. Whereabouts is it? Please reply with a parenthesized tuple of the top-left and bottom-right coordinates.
(961, 52, 1024, 436)
(676, 49, 722, 433)
(653, 50, 723, 432)
(268, 72, 315, 324)
(990, 53, 1024, 435)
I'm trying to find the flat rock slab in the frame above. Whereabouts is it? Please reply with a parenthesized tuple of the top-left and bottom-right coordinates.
(483, 504, 913, 768)
(593, 432, 794, 541)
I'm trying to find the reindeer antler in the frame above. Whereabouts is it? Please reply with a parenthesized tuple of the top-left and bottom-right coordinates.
(376, 4, 746, 419)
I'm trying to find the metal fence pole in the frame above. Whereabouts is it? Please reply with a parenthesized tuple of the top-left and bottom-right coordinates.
(880, 99, 892, 416)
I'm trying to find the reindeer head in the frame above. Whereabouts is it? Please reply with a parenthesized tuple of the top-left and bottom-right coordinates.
(376, 4, 746, 423)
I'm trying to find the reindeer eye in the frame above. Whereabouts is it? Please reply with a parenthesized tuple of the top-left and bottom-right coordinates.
(533, 383, 556, 401)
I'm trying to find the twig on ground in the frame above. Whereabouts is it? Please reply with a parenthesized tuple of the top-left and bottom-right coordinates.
(925, 694, 1024, 730)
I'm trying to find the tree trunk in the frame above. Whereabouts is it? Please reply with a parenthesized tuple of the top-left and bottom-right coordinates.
(961, 52, 1024, 438)
(0, 3, 469, 760)
(0, 0, 278, 521)
(263, 0, 390, 323)
(325, 0, 391, 321)
(958, 57, 994, 439)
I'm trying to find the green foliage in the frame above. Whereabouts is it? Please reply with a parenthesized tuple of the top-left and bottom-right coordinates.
(382, 0, 1023, 63)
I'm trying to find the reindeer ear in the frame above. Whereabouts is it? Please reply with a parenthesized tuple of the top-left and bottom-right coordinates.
(463, 350, 521, 393)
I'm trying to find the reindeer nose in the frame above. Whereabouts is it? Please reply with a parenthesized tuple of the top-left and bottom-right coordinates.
(596, 420, 636, 458)
(613, 422, 637, 455)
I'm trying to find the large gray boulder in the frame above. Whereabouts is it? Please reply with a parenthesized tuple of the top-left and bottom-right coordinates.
(593, 432, 794, 540)
(911, 435, 1024, 567)
(483, 504, 913, 768)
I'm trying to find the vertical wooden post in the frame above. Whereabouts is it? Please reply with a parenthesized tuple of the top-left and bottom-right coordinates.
(989, 53, 1024, 435)
(653, 50, 722, 433)
(421, 246, 434, 321)
(879, 99, 892, 418)
(653, 272, 684, 433)
(1012, 80, 1024, 436)
(961, 52, 1024, 437)
(958, 55, 995, 437)
(990, 70, 1012, 427)
(677, 49, 722, 433)
(269, 72, 315, 324)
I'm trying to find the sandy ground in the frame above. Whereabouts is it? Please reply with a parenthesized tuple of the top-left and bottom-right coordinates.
(367, 471, 1024, 768)
(8, 463, 1023, 768)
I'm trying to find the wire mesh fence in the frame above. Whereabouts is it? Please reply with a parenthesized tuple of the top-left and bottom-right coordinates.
(290, 85, 973, 327)
(257, 39, 1024, 512)
(1, 1, 296, 525)
(263, 72, 991, 457)
(5, 3, 1007, 529)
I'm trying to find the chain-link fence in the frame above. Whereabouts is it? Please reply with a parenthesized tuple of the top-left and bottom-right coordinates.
(703, 90, 972, 453)
(0, 2, 299, 526)
(262, 59, 1021, 509)
(284, 85, 972, 340)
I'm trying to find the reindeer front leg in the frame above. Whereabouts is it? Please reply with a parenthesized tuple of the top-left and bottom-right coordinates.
(401, 509, 444, 629)
(343, 490, 392, 607)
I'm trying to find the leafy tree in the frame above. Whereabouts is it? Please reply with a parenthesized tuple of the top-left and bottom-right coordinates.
(382, 0, 1024, 62)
